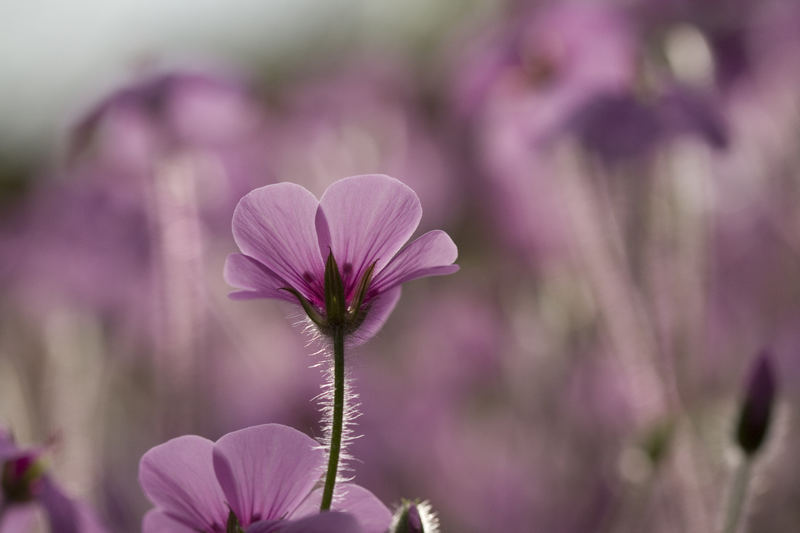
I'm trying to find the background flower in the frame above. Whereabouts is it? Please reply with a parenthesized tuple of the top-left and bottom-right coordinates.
(1, 1, 800, 531)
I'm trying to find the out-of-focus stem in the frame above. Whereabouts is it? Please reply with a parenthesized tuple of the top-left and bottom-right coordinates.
(320, 326, 345, 511)
(723, 457, 752, 533)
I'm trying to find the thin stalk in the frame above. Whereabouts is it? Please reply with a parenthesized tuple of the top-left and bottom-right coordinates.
(723, 457, 752, 533)
(320, 326, 345, 511)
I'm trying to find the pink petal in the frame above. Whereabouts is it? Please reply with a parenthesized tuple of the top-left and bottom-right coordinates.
(371, 230, 459, 293)
(316, 175, 421, 292)
(38, 478, 79, 533)
(246, 513, 363, 533)
(224, 253, 296, 302)
(349, 287, 402, 347)
(292, 485, 391, 533)
(212, 424, 326, 525)
(138, 435, 228, 531)
(232, 183, 324, 302)
(142, 509, 196, 533)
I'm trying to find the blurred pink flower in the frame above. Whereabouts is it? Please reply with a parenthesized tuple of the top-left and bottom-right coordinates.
(224, 174, 458, 344)
(0, 430, 106, 533)
(452, 2, 637, 259)
(138, 424, 390, 533)
(266, 62, 460, 228)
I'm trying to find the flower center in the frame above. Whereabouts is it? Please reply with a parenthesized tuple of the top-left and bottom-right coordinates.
(1, 454, 46, 503)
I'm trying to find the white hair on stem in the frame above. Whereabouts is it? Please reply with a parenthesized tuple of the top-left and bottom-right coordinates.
(294, 314, 363, 490)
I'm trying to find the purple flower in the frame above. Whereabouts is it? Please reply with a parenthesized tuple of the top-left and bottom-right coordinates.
(224, 174, 458, 343)
(139, 423, 391, 532)
(562, 86, 728, 161)
(265, 61, 461, 228)
(0, 430, 106, 533)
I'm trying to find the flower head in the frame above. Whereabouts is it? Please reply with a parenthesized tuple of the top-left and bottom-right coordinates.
(0, 429, 106, 533)
(138, 423, 391, 533)
(224, 174, 458, 344)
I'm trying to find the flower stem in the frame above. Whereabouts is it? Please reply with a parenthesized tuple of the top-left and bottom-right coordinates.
(320, 326, 345, 511)
(723, 456, 752, 533)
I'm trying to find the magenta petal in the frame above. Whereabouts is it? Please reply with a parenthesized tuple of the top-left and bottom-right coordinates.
(142, 509, 196, 533)
(232, 183, 324, 301)
(246, 513, 363, 533)
(139, 435, 228, 531)
(350, 287, 402, 347)
(224, 253, 296, 302)
(371, 230, 459, 293)
(317, 174, 422, 288)
(212, 424, 326, 525)
(292, 485, 391, 533)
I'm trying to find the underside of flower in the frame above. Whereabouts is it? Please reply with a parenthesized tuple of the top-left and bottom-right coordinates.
(225, 174, 459, 345)
(282, 251, 377, 337)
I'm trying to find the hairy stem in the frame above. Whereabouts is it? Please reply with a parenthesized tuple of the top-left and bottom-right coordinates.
(723, 457, 752, 533)
(320, 326, 345, 511)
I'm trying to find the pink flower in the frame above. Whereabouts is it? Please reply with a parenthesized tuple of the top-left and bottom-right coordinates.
(0, 429, 106, 533)
(224, 174, 458, 344)
(138, 424, 391, 532)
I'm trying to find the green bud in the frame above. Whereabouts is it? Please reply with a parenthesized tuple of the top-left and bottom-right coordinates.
(736, 351, 776, 456)
(640, 417, 675, 467)
(390, 500, 439, 533)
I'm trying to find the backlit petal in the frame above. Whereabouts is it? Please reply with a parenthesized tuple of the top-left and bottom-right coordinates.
(316, 175, 421, 292)
(224, 253, 296, 302)
(293, 485, 391, 533)
(139, 435, 228, 531)
(232, 183, 324, 302)
(371, 230, 459, 293)
(212, 424, 326, 524)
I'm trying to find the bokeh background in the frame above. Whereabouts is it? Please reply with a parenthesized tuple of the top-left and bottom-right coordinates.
(1, 0, 799, 531)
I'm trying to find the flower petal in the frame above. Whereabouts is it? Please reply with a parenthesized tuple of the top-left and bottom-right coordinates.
(246, 513, 363, 533)
(232, 183, 324, 302)
(316, 174, 421, 292)
(349, 287, 402, 347)
(142, 509, 196, 533)
(292, 485, 391, 533)
(138, 435, 228, 531)
(224, 253, 296, 302)
(38, 478, 79, 533)
(371, 230, 459, 293)
(212, 424, 326, 525)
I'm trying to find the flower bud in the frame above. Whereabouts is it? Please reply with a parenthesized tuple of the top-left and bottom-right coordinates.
(735, 350, 777, 456)
(390, 500, 439, 533)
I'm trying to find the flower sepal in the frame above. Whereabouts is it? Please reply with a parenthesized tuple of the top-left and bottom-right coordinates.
(1, 452, 47, 503)
(227, 510, 245, 533)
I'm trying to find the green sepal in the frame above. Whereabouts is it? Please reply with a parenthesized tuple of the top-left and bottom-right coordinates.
(324, 251, 346, 327)
(347, 262, 376, 322)
(1, 456, 48, 503)
(280, 287, 327, 328)
(226, 510, 244, 533)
